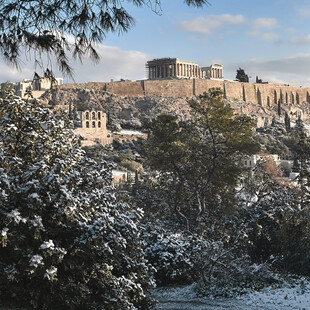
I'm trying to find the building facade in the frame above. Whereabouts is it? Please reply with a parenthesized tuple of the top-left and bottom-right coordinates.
(10, 77, 63, 99)
(74, 110, 113, 146)
(146, 58, 203, 79)
(146, 58, 224, 80)
(201, 64, 224, 79)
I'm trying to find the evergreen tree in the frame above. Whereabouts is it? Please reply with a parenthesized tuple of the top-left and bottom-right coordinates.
(278, 100, 281, 117)
(285, 112, 291, 132)
(143, 89, 260, 232)
(0, 96, 153, 309)
(236, 68, 249, 83)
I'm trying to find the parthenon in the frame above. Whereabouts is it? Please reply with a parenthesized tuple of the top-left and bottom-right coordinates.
(146, 58, 203, 79)
(146, 58, 223, 80)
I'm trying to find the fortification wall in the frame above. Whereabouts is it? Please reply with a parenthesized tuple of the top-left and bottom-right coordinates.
(144, 79, 193, 98)
(243, 83, 256, 103)
(224, 81, 244, 101)
(106, 81, 144, 97)
(195, 79, 224, 96)
(59, 79, 310, 106)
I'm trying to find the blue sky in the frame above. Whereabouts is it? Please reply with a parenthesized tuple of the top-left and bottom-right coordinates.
(2, 0, 310, 87)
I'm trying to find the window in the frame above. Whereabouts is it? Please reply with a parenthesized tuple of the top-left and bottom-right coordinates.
(97, 112, 101, 119)
(92, 112, 96, 120)
(92, 121, 95, 128)
(98, 121, 101, 128)
(85, 112, 89, 120)
(86, 121, 89, 128)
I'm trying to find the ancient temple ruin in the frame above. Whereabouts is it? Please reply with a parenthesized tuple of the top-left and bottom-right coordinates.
(146, 58, 203, 79)
(201, 64, 224, 79)
(146, 58, 223, 80)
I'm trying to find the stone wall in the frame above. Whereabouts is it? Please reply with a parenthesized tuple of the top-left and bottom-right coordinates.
(194, 79, 224, 96)
(144, 79, 193, 98)
(74, 110, 113, 146)
(106, 81, 144, 97)
(59, 80, 310, 106)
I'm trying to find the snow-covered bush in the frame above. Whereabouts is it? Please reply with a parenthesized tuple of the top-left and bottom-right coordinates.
(142, 221, 264, 290)
(143, 224, 207, 285)
(238, 188, 310, 276)
(0, 96, 154, 309)
(194, 264, 281, 298)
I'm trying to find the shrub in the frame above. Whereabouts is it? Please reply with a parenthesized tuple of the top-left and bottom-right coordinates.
(0, 96, 154, 309)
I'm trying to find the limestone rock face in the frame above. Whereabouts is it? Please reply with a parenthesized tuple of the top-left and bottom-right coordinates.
(40, 88, 192, 131)
(40, 88, 310, 131)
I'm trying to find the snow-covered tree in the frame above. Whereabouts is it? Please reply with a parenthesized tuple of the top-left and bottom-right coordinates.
(143, 89, 259, 232)
(0, 96, 153, 309)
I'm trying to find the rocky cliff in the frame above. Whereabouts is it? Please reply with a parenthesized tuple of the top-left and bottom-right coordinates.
(40, 87, 310, 130)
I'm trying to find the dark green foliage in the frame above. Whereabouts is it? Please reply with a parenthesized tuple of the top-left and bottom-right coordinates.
(278, 100, 281, 116)
(236, 68, 249, 83)
(285, 112, 290, 132)
(143, 89, 259, 232)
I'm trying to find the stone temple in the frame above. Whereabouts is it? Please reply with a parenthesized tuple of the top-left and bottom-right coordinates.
(146, 58, 223, 80)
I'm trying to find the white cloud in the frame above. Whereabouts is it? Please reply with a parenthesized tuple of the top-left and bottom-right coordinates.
(181, 14, 245, 36)
(0, 63, 35, 82)
(247, 30, 280, 42)
(247, 18, 280, 41)
(0, 44, 149, 83)
(225, 54, 310, 87)
(75, 45, 149, 82)
(298, 8, 310, 17)
(291, 35, 310, 44)
(247, 30, 260, 36)
(286, 27, 297, 34)
(253, 18, 278, 29)
(261, 33, 280, 41)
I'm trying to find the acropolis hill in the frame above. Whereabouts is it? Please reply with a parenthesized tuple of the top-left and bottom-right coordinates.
(59, 79, 310, 108)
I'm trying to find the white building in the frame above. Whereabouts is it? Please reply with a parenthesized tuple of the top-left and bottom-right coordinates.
(10, 77, 63, 99)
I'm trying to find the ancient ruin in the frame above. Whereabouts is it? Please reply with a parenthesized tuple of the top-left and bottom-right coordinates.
(60, 79, 310, 111)
(146, 58, 224, 80)
(10, 76, 63, 99)
(201, 64, 224, 79)
(74, 110, 113, 146)
(146, 58, 203, 79)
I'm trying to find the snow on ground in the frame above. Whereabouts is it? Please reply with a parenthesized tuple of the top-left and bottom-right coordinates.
(118, 129, 145, 135)
(112, 169, 127, 176)
(242, 281, 310, 310)
(152, 281, 310, 310)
